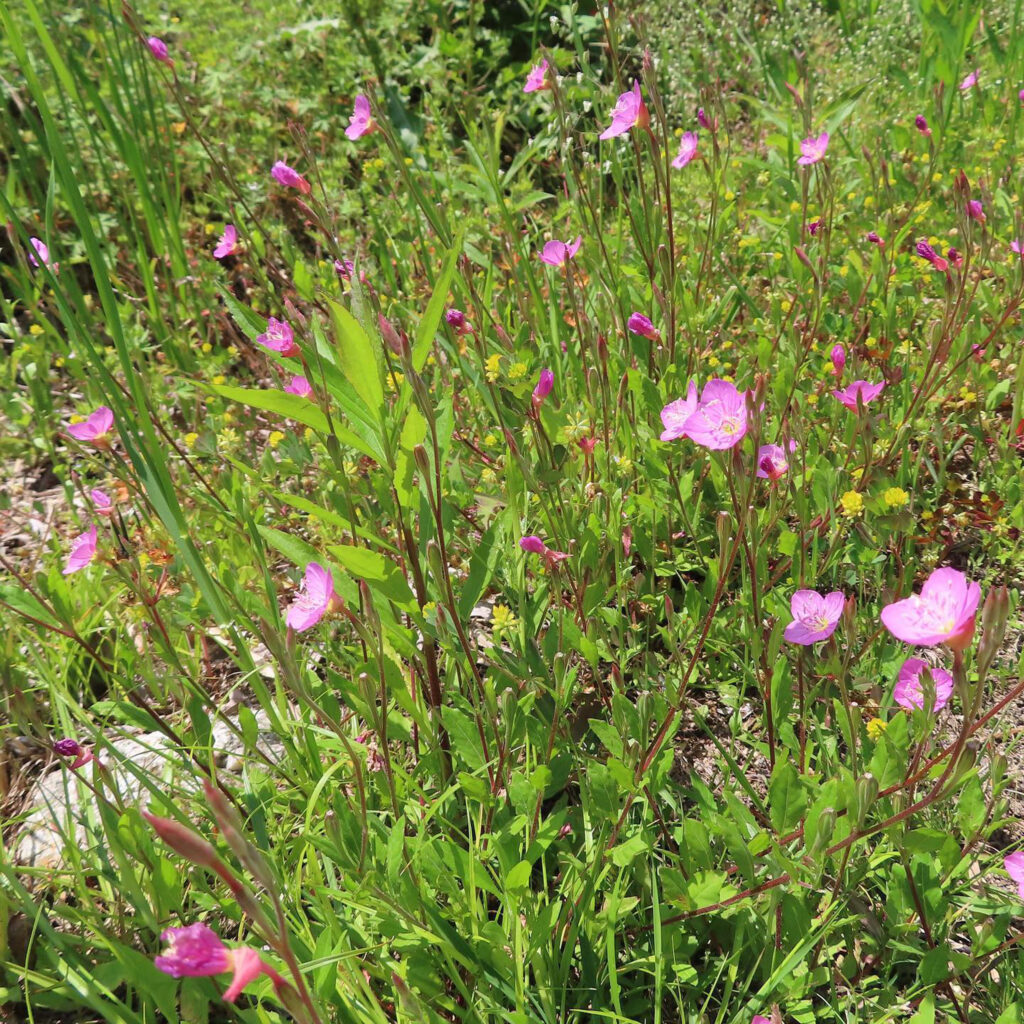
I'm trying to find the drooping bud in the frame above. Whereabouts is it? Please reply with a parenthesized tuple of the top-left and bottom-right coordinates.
(143, 810, 220, 869)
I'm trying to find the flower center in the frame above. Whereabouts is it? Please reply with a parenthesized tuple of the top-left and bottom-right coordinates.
(720, 417, 739, 435)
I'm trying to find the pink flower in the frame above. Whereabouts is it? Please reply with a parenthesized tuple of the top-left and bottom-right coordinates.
(866, 230, 884, 247)
(752, 1018, 771, 1024)
(68, 406, 115, 447)
(91, 489, 114, 515)
(270, 161, 310, 194)
(915, 114, 931, 137)
(682, 379, 748, 450)
(947, 246, 963, 268)
(28, 237, 57, 270)
(54, 737, 94, 769)
(627, 312, 659, 340)
(1005, 853, 1024, 899)
(213, 224, 237, 259)
(256, 317, 299, 357)
(832, 380, 884, 412)
(284, 375, 312, 398)
(154, 923, 280, 1004)
(445, 308, 471, 334)
(797, 131, 829, 166)
(345, 94, 375, 140)
(960, 69, 979, 91)
(524, 59, 549, 93)
(1012, 240, 1024, 257)
(756, 444, 789, 480)
(63, 524, 97, 575)
(147, 36, 173, 67)
(599, 80, 648, 140)
(520, 535, 568, 570)
(659, 381, 699, 441)
(286, 562, 340, 632)
(784, 589, 844, 645)
(697, 107, 715, 130)
(967, 199, 985, 223)
(893, 657, 953, 712)
(880, 566, 981, 650)
(672, 131, 698, 169)
(830, 344, 846, 376)
(532, 368, 554, 407)
(916, 240, 948, 272)
(807, 219, 823, 237)
(539, 236, 582, 267)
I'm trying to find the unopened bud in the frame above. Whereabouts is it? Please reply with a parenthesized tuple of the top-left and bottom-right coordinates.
(810, 807, 837, 856)
(426, 539, 446, 586)
(378, 313, 404, 355)
(854, 773, 878, 826)
(976, 585, 1010, 681)
(413, 443, 432, 481)
(143, 810, 220, 868)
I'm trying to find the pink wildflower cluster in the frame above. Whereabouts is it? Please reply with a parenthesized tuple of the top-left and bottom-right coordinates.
(659, 379, 747, 450)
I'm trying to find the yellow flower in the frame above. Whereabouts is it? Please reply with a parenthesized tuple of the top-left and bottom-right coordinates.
(491, 604, 517, 634)
(387, 371, 405, 393)
(839, 490, 864, 517)
(29, 324, 44, 336)
(171, 121, 186, 135)
(789, 200, 802, 213)
(884, 487, 909, 509)
(184, 432, 199, 449)
(212, 374, 226, 386)
(508, 361, 528, 382)
(806, 393, 818, 406)
(201, 342, 213, 354)
(303, 427, 314, 442)
(268, 430, 285, 449)
(724, 190, 736, 201)
(484, 353, 502, 383)
(866, 717, 887, 740)
(484, 433, 498, 446)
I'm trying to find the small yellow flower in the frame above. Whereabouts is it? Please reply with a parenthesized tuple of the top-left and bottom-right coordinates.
(484, 433, 498, 446)
(508, 361, 528, 382)
(932, 172, 943, 183)
(724, 189, 736, 201)
(806, 393, 818, 406)
(184, 432, 199, 449)
(484, 353, 502, 383)
(866, 717, 887, 740)
(481, 467, 497, 485)
(205, 223, 217, 235)
(201, 342, 213, 354)
(268, 430, 285, 449)
(217, 427, 240, 450)
(884, 487, 909, 509)
(839, 265, 849, 278)
(29, 324, 44, 336)
(171, 121, 186, 135)
(303, 427, 314, 442)
(864, 196, 874, 208)
(780, 300, 792, 312)
(707, 355, 720, 368)
(491, 604, 517, 634)
(789, 200, 801, 213)
(211, 374, 226, 386)
(387, 371, 405, 393)
(839, 490, 864, 517)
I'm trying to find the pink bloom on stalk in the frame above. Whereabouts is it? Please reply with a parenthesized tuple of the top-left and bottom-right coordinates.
(830, 344, 846, 376)
(213, 224, 237, 259)
(697, 107, 715, 130)
(1012, 240, 1024, 257)
(1005, 853, 1024, 900)
(599, 80, 648, 140)
(154, 923, 280, 1004)
(54, 737, 94, 769)
(756, 444, 789, 480)
(880, 566, 981, 650)
(784, 589, 844, 646)
(915, 115, 931, 137)
(807, 219, 823, 237)
(445, 308, 471, 334)
(28, 237, 57, 270)
(532, 368, 554, 407)
(63, 524, 97, 575)
(797, 131, 829, 166)
(68, 406, 115, 446)
(916, 240, 948, 272)
(960, 69, 979, 91)
(627, 312, 659, 340)
(284, 375, 312, 398)
(147, 37, 173, 66)
(893, 657, 953, 712)
(520, 535, 568, 570)
(270, 161, 310, 194)
(866, 230, 884, 247)
(91, 489, 113, 515)
(967, 199, 985, 223)
(947, 247, 963, 268)
(832, 380, 884, 411)
(539, 236, 582, 267)
(682, 379, 749, 450)
(672, 131, 699, 169)
(286, 562, 339, 632)
(256, 317, 299, 357)
(345, 94, 375, 140)
(659, 381, 699, 441)
(524, 59, 550, 93)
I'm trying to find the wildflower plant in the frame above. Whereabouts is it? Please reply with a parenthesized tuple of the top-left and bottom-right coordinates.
(2, 2, 1024, 1024)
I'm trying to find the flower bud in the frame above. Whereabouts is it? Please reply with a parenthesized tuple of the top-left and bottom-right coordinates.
(854, 773, 878, 827)
(532, 368, 554, 407)
(976, 585, 1010, 682)
(810, 807, 837, 856)
(377, 313, 404, 356)
(914, 114, 931, 137)
(830, 344, 846, 376)
(143, 810, 220, 869)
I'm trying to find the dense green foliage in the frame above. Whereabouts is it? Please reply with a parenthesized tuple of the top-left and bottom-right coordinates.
(2, 1, 1024, 1022)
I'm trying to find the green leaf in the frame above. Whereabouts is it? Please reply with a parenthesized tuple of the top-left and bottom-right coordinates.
(505, 860, 533, 892)
(413, 229, 464, 372)
(327, 544, 416, 608)
(206, 384, 329, 432)
(327, 297, 383, 423)
(768, 760, 807, 833)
